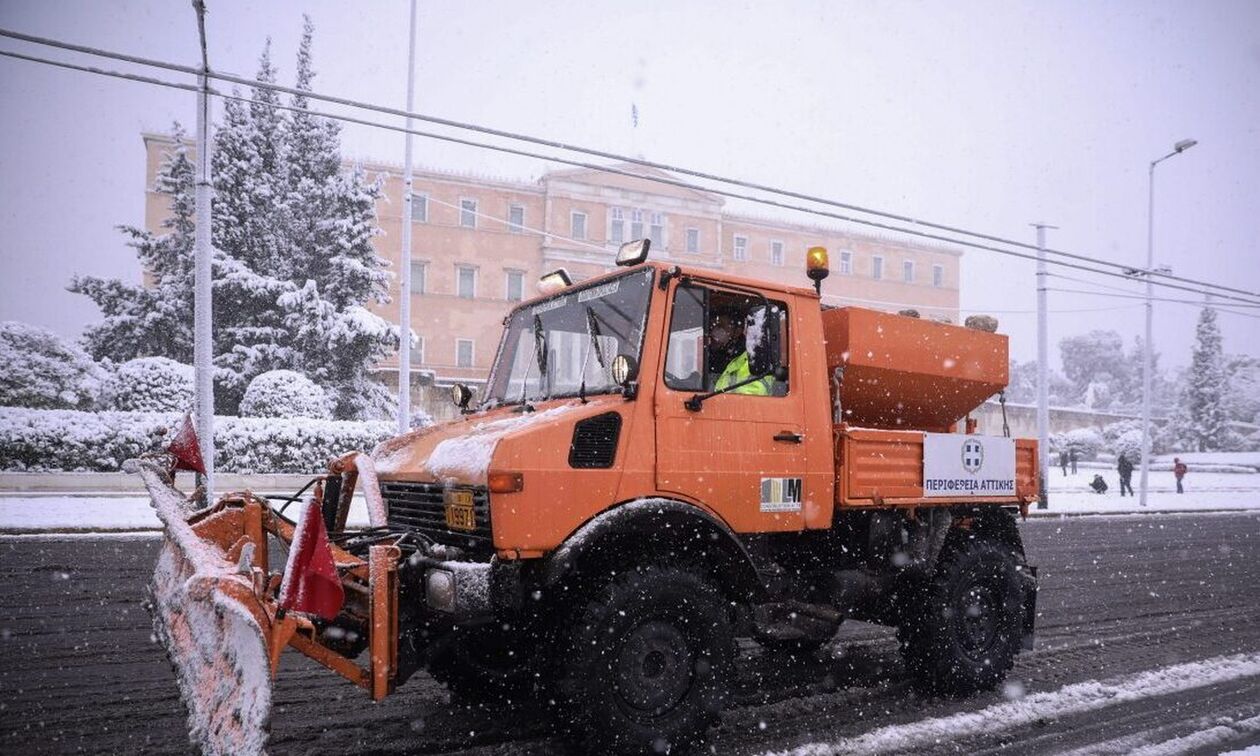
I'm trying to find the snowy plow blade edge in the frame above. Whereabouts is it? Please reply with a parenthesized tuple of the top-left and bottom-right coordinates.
(129, 460, 400, 756)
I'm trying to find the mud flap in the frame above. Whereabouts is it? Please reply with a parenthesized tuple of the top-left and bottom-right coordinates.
(132, 461, 277, 756)
(1020, 564, 1038, 651)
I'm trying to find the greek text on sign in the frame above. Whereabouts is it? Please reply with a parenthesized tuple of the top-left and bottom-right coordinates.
(922, 433, 1016, 497)
(760, 477, 802, 512)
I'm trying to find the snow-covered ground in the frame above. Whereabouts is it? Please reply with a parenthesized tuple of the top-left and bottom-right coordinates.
(1045, 467, 1260, 514)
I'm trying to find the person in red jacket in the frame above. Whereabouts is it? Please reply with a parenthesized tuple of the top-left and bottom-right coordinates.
(1173, 458, 1188, 494)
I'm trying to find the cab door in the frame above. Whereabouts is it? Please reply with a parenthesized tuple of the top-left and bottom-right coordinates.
(654, 281, 809, 533)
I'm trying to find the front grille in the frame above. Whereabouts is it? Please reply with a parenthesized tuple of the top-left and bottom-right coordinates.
(381, 481, 493, 551)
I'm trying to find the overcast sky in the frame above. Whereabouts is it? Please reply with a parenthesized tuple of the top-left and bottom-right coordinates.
(1, 0, 1257, 371)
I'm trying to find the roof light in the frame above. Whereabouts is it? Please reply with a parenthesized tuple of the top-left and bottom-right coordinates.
(806, 246, 829, 294)
(537, 268, 572, 295)
(616, 238, 651, 267)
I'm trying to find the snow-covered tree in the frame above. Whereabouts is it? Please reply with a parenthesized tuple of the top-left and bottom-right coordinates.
(240, 369, 329, 419)
(1182, 307, 1228, 451)
(70, 123, 197, 363)
(72, 20, 395, 419)
(107, 357, 195, 413)
(0, 321, 105, 410)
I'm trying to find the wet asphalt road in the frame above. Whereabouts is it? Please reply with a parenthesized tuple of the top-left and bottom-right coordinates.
(2, 511, 1259, 755)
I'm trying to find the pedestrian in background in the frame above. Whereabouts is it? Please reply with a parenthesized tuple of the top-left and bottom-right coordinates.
(1117, 453, 1135, 497)
(1090, 474, 1108, 494)
(1059, 450, 1069, 476)
(1069, 448, 1079, 475)
(1174, 457, 1188, 494)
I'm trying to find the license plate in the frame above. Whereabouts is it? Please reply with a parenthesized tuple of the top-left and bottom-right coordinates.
(444, 490, 476, 531)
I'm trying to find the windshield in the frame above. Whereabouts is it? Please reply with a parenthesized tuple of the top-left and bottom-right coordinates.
(483, 268, 655, 406)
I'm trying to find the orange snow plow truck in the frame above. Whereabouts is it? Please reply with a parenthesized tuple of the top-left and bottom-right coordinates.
(137, 241, 1038, 755)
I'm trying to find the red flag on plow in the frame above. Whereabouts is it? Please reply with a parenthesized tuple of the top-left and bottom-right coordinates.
(278, 485, 345, 621)
(167, 412, 207, 475)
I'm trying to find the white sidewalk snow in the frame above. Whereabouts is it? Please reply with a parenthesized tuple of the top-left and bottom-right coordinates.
(1043, 468, 1260, 514)
(0, 494, 371, 531)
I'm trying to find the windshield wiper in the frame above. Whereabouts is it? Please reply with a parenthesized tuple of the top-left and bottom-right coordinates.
(533, 313, 550, 401)
(577, 305, 606, 404)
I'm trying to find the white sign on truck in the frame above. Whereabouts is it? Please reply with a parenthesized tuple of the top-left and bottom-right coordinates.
(922, 433, 1016, 497)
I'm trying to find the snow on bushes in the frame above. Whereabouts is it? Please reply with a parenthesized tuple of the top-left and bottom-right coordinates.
(107, 357, 195, 413)
(0, 407, 392, 473)
(0, 321, 105, 410)
(239, 369, 329, 419)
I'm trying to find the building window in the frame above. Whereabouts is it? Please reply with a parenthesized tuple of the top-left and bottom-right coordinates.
(571, 211, 588, 240)
(456, 339, 474, 368)
(686, 227, 700, 254)
(409, 336, 424, 365)
(505, 270, 524, 301)
(732, 235, 748, 261)
(609, 207, 625, 245)
(649, 212, 664, 249)
(903, 260, 915, 283)
(409, 193, 427, 223)
(839, 250, 852, 274)
(459, 198, 478, 228)
(409, 261, 426, 295)
(770, 240, 784, 267)
(456, 265, 476, 299)
(630, 209, 644, 240)
(508, 204, 524, 233)
(872, 256, 884, 280)
(933, 264, 944, 288)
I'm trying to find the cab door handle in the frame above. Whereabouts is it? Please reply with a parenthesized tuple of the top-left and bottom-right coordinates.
(773, 431, 803, 443)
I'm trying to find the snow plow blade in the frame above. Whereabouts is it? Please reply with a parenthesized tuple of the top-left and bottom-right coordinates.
(130, 460, 400, 756)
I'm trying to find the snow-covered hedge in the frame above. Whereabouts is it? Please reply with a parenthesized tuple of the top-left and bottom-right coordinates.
(107, 357, 195, 413)
(0, 321, 105, 410)
(240, 370, 329, 419)
(0, 407, 393, 473)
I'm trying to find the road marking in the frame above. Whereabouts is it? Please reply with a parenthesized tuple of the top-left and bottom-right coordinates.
(767, 652, 1260, 756)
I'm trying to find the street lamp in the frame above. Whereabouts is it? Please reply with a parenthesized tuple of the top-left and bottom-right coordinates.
(1139, 138, 1197, 507)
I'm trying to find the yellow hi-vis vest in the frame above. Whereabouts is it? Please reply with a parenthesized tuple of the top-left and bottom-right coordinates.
(714, 352, 773, 395)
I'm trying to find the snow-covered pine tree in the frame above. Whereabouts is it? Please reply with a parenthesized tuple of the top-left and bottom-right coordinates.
(277, 17, 395, 419)
(1184, 306, 1228, 451)
(70, 123, 197, 363)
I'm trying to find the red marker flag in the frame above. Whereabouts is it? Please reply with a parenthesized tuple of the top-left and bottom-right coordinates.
(167, 412, 207, 475)
(278, 485, 345, 621)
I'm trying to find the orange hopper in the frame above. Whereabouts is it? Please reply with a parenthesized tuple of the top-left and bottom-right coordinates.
(821, 307, 1008, 432)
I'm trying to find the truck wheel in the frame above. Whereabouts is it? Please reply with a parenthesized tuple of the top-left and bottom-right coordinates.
(554, 565, 736, 755)
(428, 622, 537, 704)
(898, 537, 1025, 697)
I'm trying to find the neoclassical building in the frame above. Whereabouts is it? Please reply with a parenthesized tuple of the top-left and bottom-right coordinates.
(143, 135, 962, 418)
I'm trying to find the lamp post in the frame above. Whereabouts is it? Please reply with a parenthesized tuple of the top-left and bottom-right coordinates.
(1140, 138, 1197, 507)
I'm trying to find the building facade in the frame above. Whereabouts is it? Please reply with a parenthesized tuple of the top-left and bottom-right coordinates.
(143, 136, 963, 419)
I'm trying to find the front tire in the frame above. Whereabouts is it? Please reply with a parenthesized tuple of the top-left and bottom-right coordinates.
(554, 565, 736, 755)
(898, 537, 1026, 696)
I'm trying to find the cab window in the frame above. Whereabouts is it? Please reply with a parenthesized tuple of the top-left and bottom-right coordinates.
(664, 283, 788, 396)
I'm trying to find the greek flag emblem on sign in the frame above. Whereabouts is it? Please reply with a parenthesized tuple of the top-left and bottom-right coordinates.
(961, 438, 985, 473)
(760, 477, 802, 513)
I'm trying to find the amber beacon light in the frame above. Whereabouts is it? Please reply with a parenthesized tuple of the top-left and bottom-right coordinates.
(806, 246, 830, 295)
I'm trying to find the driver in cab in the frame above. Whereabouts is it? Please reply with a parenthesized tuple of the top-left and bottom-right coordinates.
(708, 306, 775, 396)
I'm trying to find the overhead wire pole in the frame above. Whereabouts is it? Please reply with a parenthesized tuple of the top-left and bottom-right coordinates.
(1140, 138, 1198, 508)
(191, 0, 214, 500)
(396, 0, 417, 434)
(1032, 222, 1057, 509)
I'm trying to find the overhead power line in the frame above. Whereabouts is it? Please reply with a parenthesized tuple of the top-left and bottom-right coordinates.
(2, 25, 1258, 307)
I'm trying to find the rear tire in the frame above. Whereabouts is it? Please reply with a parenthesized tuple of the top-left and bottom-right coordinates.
(553, 565, 736, 755)
(898, 537, 1026, 696)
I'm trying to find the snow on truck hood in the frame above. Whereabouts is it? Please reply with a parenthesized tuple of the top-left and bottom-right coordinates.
(371, 401, 584, 484)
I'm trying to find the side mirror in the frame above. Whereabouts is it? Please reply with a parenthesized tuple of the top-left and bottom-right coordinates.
(451, 383, 474, 411)
(746, 306, 782, 377)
